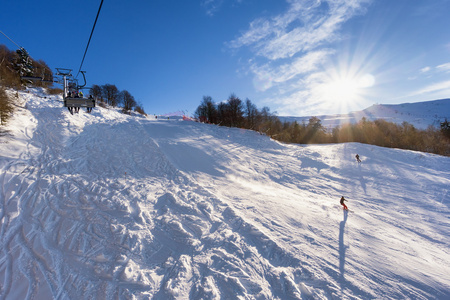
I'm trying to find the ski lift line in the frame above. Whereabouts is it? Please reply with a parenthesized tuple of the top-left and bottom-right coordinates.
(0, 29, 22, 49)
(76, 0, 104, 79)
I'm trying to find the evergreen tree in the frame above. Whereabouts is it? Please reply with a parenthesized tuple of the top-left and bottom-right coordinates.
(441, 119, 450, 139)
(15, 48, 33, 78)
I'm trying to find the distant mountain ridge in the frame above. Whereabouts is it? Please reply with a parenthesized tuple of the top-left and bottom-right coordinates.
(280, 98, 450, 129)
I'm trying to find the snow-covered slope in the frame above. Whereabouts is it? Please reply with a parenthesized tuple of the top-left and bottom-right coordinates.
(280, 98, 450, 129)
(0, 89, 449, 299)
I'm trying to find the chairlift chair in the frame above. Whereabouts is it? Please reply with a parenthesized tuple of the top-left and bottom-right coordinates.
(56, 68, 96, 113)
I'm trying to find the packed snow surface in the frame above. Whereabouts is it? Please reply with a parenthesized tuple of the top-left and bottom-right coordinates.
(0, 89, 449, 299)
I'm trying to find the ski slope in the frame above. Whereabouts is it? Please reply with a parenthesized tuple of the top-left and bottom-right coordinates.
(1, 89, 449, 299)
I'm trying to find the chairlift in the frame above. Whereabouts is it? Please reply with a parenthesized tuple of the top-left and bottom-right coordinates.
(56, 68, 95, 115)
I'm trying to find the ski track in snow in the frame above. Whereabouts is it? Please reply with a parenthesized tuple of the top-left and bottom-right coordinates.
(0, 89, 449, 299)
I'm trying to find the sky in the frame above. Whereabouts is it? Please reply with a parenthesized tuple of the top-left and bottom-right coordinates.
(1, 0, 450, 116)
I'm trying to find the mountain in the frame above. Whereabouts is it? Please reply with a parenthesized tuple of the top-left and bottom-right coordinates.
(280, 98, 450, 129)
(0, 89, 449, 299)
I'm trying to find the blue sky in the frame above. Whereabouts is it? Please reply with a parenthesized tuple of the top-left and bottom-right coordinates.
(1, 0, 450, 116)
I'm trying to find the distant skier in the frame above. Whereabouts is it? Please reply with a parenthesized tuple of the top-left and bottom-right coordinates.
(355, 154, 361, 163)
(340, 196, 348, 210)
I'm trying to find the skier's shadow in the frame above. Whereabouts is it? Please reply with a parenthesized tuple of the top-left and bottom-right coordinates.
(357, 163, 367, 194)
(339, 209, 348, 289)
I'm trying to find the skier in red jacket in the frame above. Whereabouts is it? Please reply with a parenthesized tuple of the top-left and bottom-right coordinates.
(340, 196, 348, 210)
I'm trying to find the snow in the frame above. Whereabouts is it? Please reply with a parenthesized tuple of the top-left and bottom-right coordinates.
(280, 98, 450, 130)
(1, 88, 449, 299)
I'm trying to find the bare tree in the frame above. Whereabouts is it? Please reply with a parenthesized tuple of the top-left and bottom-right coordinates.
(227, 94, 244, 127)
(134, 101, 146, 115)
(194, 95, 217, 123)
(244, 98, 258, 129)
(101, 84, 119, 107)
(89, 84, 103, 101)
(120, 90, 136, 113)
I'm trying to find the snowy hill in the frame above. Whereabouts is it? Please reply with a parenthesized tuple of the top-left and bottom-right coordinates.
(280, 98, 450, 130)
(0, 89, 449, 299)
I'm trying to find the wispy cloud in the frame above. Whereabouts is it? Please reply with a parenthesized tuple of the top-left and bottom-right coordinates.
(201, 0, 223, 16)
(409, 79, 450, 97)
(437, 62, 450, 72)
(201, 0, 243, 16)
(251, 49, 334, 91)
(230, 0, 370, 60)
(228, 0, 372, 115)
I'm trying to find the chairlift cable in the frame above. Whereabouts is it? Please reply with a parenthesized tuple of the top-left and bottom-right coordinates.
(0, 29, 23, 49)
(76, 0, 104, 78)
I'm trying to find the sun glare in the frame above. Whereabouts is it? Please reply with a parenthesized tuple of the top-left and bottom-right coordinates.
(320, 72, 375, 112)
(326, 78, 359, 102)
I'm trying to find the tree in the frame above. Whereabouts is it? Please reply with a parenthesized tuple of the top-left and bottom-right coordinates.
(0, 45, 21, 88)
(101, 84, 119, 107)
(441, 119, 450, 139)
(297, 117, 329, 143)
(226, 94, 244, 127)
(31, 59, 53, 88)
(217, 101, 228, 125)
(256, 106, 274, 134)
(194, 97, 206, 122)
(194, 95, 217, 123)
(120, 90, 136, 113)
(15, 48, 33, 79)
(134, 101, 146, 115)
(89, 84, 103, 101)
(244, 98, 258, 129)
(0, 88, 14, 125)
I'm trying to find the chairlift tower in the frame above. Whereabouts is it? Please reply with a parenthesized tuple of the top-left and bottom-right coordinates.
(55, 68, 73, 98)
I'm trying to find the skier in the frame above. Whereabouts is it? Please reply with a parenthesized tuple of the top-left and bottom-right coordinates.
(355, 154, 361, 163)
(340, 196, 348, 210)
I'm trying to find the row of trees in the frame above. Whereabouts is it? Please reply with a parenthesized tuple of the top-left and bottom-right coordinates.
(89, 84, 145, 114)
(195, 94, 277, 132)
(194, 94, 450, 156)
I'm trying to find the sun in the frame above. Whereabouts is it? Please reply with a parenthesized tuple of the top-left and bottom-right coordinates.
(326, 78, 359, 102)
(320, 72, 375, 111)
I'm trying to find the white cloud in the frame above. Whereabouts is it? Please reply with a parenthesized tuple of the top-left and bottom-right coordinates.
(410, 80, 450, 97)
(230, 0, 370, 60)
(202, 0, 224, 16)
(250, 49, 334, 91)
(420, 66, 431, 73)
(201, 0, 243, 16)
(436, 62, 450, 72)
